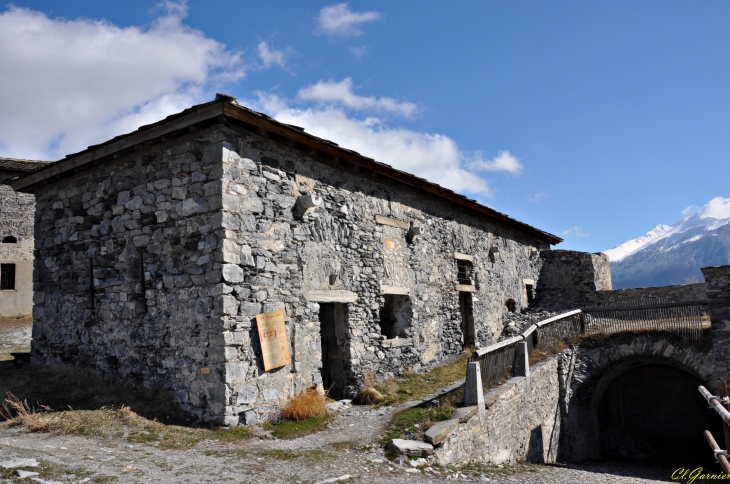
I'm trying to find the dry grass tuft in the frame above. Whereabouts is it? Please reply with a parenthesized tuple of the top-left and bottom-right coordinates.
(353, 387, 385, 405)
(281, 388, 326, 421)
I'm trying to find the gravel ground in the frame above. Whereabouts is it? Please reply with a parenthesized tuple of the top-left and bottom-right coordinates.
(0, 327, 710, 483)
(0, 317, 31, 360)
(0, 404, 687, 484)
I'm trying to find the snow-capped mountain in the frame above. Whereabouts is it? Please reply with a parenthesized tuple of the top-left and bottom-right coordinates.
(603, 197, 730, 288)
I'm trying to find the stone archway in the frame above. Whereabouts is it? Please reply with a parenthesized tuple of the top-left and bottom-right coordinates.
(558, 332, 717, 462)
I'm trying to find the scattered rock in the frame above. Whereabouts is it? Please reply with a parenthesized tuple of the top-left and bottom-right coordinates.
(15, 470, 39, 478)
(385, 439, 434, 456)
(314, 475, 352, 484)
(0, 458, 39, 469)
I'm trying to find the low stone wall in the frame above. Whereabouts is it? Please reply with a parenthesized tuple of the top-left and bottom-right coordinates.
(583, 283, 706, 307)
(431, 357, 561, 465)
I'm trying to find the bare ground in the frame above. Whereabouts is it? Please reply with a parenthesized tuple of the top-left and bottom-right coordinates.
(0, 316, 31, 361)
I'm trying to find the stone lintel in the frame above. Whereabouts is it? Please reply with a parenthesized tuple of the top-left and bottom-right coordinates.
(380, 285, 410, 295)
(302, 290, 358, 303)
(381, 337, 413, 348)
(522, 278, 535, 285)
(453, 252, 474, 262)
(375, 215, 409, 230)
(456, 284, 476, 293)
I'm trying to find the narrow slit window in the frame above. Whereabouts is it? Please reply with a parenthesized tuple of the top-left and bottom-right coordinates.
(2, 236, 17, 243)
(0, 264, 16, 290)
(457, 259, 474, 285)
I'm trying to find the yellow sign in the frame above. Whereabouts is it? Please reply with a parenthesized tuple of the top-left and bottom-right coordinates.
(256, 308, 291, 371)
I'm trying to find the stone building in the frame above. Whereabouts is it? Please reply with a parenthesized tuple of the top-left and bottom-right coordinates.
(0, 158, 50, 317)
(11, 94, 561, 425)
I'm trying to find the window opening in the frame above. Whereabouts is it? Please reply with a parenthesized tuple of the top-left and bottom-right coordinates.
(378, 294, 412, 339)
(0, 264, 16, 290)
(457, 259, 474, 285)
(1, 236, 17, 244)
(505, 299, 516, 313)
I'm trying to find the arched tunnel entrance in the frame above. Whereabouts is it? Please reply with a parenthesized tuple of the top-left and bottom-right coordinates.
(597, 363, 722, 465)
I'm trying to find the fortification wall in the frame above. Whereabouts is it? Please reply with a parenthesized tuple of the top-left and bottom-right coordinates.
(702, 265, 730, 382)
(583, 283, 706, 307)
(30, 132, 233, 424)
(535, 250, 611, 310)
(433, 357, 561, 465)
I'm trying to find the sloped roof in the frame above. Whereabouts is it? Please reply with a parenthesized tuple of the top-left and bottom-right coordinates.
(10, 95, 562, 245)
(0, 157, 52, 172)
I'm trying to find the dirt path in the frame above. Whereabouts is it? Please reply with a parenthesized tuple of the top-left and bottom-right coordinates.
(0, 390, 680, 484)
(0, 425, 681, 483)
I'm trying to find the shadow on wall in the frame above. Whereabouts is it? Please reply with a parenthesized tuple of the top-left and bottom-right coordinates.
(558, 337, 719, 465)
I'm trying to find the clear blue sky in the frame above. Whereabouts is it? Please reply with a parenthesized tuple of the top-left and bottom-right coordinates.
(2, 1, 729, 253)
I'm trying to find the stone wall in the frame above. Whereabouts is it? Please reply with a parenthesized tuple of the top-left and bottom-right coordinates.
(535, 250, 611, 310)
(535, 249, 706, 311)
(583, 283, 706, 307)
(432, 357, 561, 465)
(0, 183, 35, 317)
(27, 123, 552, 425)
(558, 332, 716, 461)
(702, 265, 730, 382)
(428, 330, 716, 465)
(30, 133, 235, 423)
(214, 128, 548, 421)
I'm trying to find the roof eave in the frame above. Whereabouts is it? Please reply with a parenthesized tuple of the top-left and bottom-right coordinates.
(9, 99, 562, 245)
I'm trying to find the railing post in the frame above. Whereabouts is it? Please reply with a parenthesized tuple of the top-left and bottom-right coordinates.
(515, 341, 531, 397)
(465, 361, 485, 423)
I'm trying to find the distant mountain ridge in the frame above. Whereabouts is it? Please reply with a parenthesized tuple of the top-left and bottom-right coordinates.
(603, 197, 730, 289)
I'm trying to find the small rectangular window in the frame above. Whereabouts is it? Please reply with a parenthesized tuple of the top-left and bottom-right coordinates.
(0, 264, 16, 290)
(457, 259, 474, 285)
(378, 294, 412, 339)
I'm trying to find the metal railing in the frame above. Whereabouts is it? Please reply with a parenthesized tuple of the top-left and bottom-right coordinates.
(470, 300, 710, 391)
(582, 300, 710, 340)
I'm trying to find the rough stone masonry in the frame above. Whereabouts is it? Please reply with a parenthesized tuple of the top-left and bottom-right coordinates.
(11, 95, 561, 425)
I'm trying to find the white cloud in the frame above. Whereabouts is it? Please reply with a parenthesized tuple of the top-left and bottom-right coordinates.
(252, 91, 522, 197)
(562, 226, 590, 237)
(528, 192, 547, 203)
(698, 197, 730, 219)
(682, 205, 699, 217)
(257, 41, 289, 69)
(348, 46, 369, 58)
(468, 150, 523, 175)
(297, 78, 418, 117)
(0, 2, 244, 160)
(317, 3, 383, 37)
